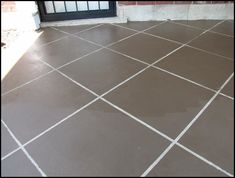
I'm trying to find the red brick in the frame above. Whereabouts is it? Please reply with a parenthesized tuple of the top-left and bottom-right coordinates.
(155, 1, 174, 4)
(137, 1, 155, 5)
(118, 1, 136, 5)
(192, 1, 209, 4)
(212, 1, 228, 3)
(1, 1, 16, 12)
(174, 1, 192, 4)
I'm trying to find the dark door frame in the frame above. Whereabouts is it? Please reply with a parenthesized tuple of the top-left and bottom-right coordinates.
(37, 1, 116, 22)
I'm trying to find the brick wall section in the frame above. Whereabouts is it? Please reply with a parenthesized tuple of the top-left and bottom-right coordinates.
(1, 1, 16, 12)
(118, 1, 233, 5)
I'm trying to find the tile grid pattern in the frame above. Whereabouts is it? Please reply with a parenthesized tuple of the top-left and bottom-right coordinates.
(2, 21, 233, 100)
(169, 20, 234, 38)
(50, 19, 234, 177)
(1, 120, 46, 177)
(2, 19, 233, 177)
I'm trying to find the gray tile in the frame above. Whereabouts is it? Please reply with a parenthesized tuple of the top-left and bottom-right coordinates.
(117, 21, 163, 31)
(2, 71, 95, 143)
(76, 24, 136, 46)
(180, 95, 234, 174)
(189, 31, 234, 58)
(174, 20, 221, 30)
(55, 24, 98, 34)
(104, 68, 213, 138)
(109, 33, 180, 64)
(145, 22, 203, 43)
(1, 150, 41, 177)
(33, 36, 100, 68)
(1, 123, 18, 157)
(147, 146, 227, 177)
(1, 54, 52, 94)
(221, 77, 234, 97)
(59, 49, 146, 95)
(26, 100, 170, 176)
(155, 46, 234, 90)
(211, 21, 234, 36)
(32, 27, 67, 48)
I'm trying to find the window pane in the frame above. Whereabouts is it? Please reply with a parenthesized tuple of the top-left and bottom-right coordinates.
(65, 1, 77, 12)
(44, 1, 54, 13)
(99, 1, 109, 10)
(76, 1, 88, 11)
(88, 1, 99, 10)
(54, 1, 66, 13)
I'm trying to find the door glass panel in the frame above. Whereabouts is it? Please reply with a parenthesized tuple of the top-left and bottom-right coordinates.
(88, 1, 99, 10)
(99, 1, 109, 10)
(44, 1, 54, 13)
(65, 1, 77, 12)
(54, 1, 66, 13)
(77, 1, 88, 11)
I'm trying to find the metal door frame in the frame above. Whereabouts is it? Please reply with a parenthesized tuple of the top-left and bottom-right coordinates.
(37, 1, 116, 22)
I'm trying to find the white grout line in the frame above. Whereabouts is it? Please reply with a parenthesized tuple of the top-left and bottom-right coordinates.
(112, 19, 234, 61)
(2, 48, 233, 177)
(1, 21, 165, 96)
(3, 19, 231, 98)
(142, 31, 184, 45)
(140, 20, 234, 177)
(56, 47, 104, 69)
(141, 73, 234, 177)
(1, 147, 21, 161)
(1, 120, 47, 177)
(37, 58, 99, 98)
(2, 20, 233, 176)
(73, 24, 104, 34)
(37, 28, 233, 176)
(1, 70, 55, 96)
(185, 44, 234, 61)
(110, 20, 167, 33)
(22, 97, 100, 148)
(38, 36, 68, 48)
(219, 93, 234, 100)
(169, 20, 234, 38)
(176, 142, 234, 177)
(152, 66, 217, 93)
(37, 24, 104, 49)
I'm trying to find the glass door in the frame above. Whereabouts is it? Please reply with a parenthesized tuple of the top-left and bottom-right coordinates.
(37, 1, 116, 22)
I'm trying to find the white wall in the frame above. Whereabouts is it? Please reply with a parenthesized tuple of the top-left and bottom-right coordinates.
(122, 3, 234, 21)
(2, 1, 40, 31)
(40, 3, 234, 27)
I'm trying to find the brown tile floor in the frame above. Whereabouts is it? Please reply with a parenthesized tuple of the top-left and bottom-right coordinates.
(1, 20, 234, 177)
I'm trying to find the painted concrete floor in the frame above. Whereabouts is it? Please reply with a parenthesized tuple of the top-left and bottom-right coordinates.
(1, 19, 234, 177)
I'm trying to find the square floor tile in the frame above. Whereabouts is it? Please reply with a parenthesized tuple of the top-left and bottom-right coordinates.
(1, 123, 18, 157)
(221, 77, 234, 97)
(145, 22, 203, 43)
(180, 95, 234, 174)
(1, 150, 41, 177)
(109, 33, 180, 64)
(32, 36, 100, 68)
(211, 21, 234, 36)
(155, 46, 234, 90)
(1, 54, 52, 94)
(174, 20, 221, 30)
(31, 27, 67, 48)
(26, 100, 170, 176)
(117, 21, 163, 31)
(59, 49, 146, 95)
(189, 31, 234, 59)
(76, 24, 136, 46)
(55, 24, 98, 34)
(2, 72, 95, 143)
(104, 68, 213, 138)
(147, 146, 227, 177)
